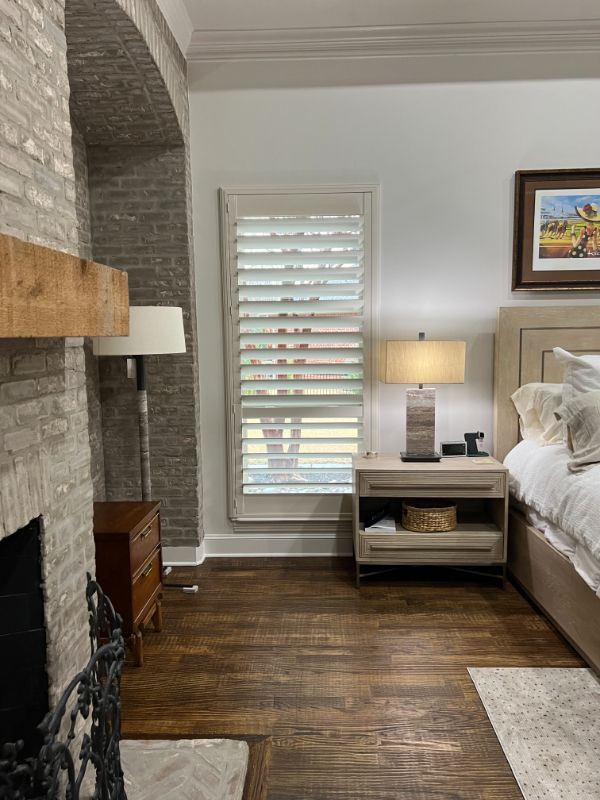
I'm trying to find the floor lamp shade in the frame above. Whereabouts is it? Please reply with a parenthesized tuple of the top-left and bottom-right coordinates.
(93, 306, 186, 357)
(93, 306, 186, 501)
(381, 339, 466, 460)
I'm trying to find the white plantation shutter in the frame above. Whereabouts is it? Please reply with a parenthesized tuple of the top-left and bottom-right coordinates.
(221, 188, 377, 520)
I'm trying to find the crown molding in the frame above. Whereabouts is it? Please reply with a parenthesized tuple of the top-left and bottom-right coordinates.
(156, 0, 194, 56)
(187, 19, 600, 62)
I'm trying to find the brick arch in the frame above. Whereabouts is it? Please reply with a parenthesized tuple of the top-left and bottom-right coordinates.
(65, 0, 203, 552)
(66, 0, 185, 145)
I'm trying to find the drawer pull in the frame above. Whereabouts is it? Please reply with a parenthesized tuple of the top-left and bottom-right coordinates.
(140, 525, 152, 541)
(141, 562, 153, 578)
(372, 482, 494, 491)
(369, 544, 491, 552)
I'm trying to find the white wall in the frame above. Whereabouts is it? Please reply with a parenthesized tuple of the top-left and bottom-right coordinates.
(189, 78, 600, 546)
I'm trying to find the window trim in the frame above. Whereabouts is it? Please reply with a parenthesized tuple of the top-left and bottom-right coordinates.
(219, 184, 381, 523)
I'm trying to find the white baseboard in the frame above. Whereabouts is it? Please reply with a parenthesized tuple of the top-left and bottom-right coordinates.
(162, 542, 206, 566)
(163, 531, 354, 560)
(203, 533, 353, 557)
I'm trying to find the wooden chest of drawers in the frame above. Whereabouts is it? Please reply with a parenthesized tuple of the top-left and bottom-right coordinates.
(93, 501, 163, 666)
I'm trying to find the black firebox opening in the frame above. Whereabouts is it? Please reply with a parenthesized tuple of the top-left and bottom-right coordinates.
(0, 517, 49, 756)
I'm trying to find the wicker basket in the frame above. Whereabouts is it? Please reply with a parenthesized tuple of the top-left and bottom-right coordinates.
(401, 501, 457, 532)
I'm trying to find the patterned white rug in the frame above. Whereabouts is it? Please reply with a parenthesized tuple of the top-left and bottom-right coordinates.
(469, 668, 600, 800)
(120, 739, 249, 800)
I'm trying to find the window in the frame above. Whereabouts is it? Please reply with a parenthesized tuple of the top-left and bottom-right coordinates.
(220, 187, 378, 522)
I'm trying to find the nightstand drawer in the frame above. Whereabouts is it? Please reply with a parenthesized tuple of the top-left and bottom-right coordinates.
(132, 548, 161, 621)
(358, 471, 505, 498)
(358, 527, 504, 563)
(131, 513, 160, 577)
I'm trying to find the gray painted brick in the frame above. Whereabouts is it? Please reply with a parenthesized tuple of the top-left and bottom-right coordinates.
(16, 397, 51, 424)
(0, 406, 16, 430)
(37, 373, 66, 395)
(11, 352, 46, 375)
(41, 416, 69, 438)
(0, 0, 202, 716)
(4, 426, 41, 452)
(0, 165, 22, 196)
(79, 19, 203, 547)
(0, 378, 37, 403)
(0, 0, 94, 707)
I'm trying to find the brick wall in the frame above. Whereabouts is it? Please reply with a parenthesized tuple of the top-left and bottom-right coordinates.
(90, 145, 202, 546)
(71, 123, 92, 259)
(0, 0, 77, 251)
(0, 0, 95, 703)
(71, 121, 107, 501)
(1, 3, 202, 653)
(0, 338, 95, 704)
(72, 125, 106, 502)
(66, 0, 204, 550)
(66, 0, 182, 146)
(113, 0, 188, 134)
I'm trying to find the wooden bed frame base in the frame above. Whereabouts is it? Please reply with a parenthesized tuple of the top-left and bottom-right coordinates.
(508, 508, 600, 675)
(495, 306, 600, 674)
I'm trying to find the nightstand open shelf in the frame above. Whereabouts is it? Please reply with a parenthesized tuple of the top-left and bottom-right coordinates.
(353, 454, 508, 586)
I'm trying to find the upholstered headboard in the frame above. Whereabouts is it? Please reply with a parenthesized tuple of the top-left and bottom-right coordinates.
(493, 306, 600, 461)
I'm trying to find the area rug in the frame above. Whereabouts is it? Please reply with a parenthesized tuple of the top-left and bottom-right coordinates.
(120, 739, 249, 800)
(469, 668, 600, 800)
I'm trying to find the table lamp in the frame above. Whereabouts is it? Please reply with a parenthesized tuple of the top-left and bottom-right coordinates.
(93, 306, 186, 500)
(381, 333, 466, 461)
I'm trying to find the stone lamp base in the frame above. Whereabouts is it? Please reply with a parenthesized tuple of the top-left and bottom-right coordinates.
(402, 387, 439, 460)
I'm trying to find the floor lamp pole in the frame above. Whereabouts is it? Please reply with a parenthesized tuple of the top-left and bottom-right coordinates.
(135, 354, 152, 501)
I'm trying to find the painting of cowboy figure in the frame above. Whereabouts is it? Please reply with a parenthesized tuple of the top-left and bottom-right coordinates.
(533, 189, 600, 271)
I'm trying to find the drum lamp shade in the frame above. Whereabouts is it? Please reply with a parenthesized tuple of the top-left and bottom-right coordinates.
(93, 306, 186, 356)
(381, 340, 466, 385)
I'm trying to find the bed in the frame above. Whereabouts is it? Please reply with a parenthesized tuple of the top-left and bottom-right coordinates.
(493, 305, 600, 673)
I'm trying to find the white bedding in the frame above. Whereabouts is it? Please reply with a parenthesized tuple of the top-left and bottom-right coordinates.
(504, 440, 600, 594)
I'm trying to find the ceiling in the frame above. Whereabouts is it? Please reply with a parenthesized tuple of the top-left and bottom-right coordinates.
(157, 0, 600, 88)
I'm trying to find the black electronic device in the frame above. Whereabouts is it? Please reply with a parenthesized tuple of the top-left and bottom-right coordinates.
(464, 431, 489, 457)
(400, 451, 441, 462)
(440, 441, 467, 457)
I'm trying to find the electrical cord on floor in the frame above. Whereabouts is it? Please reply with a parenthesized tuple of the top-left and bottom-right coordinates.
(162, 567, 198, 593)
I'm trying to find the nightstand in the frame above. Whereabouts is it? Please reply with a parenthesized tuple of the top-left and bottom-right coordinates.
(353, 455, 508, 586)
(93, 501, 163, 666)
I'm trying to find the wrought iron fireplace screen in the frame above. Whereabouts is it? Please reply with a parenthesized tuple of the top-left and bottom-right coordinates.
(0, 575, 128, 800)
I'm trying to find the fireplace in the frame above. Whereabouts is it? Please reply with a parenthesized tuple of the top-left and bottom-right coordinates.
(0, 518, 49, 757)
(0, 577, 128, 799)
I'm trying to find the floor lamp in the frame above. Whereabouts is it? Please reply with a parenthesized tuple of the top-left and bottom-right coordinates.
(93, 306, 186, 501)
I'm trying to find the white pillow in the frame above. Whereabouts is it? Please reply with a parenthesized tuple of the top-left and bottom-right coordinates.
(555, 390, 600, 472)
(553, 347, 600, 403)
(510, 383, 563, 445)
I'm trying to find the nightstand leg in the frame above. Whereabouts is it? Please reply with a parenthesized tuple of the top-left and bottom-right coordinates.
(152, 600, 163, 632)
(355, 563, 361, 588)
(130, 630, 143, 667)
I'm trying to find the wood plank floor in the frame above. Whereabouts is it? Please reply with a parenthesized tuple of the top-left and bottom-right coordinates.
(121, 558, 582, 800)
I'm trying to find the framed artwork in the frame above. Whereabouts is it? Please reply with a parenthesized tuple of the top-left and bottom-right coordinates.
(513, 168, 600, 291)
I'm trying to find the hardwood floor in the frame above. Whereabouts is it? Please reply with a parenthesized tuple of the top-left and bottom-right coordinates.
(121, 558, 582, 800)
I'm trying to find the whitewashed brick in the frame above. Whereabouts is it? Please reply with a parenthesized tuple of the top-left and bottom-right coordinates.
(0, 378, 37, 402)
(11, 352, 46, 374)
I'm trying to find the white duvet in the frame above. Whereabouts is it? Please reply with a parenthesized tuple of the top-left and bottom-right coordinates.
(504, 440, 600, 561)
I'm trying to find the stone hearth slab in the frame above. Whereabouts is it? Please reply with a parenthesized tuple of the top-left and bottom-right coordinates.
(120, 738, 249, 800)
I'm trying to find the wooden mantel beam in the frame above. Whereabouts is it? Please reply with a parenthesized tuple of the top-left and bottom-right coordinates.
(0, 233, 129, 338)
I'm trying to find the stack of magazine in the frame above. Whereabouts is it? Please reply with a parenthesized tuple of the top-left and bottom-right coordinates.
(364, 504, 397, 532)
